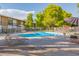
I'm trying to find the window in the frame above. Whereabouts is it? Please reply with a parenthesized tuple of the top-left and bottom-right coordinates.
(8, 18, 13, 25)
(13, 20, 17, 25)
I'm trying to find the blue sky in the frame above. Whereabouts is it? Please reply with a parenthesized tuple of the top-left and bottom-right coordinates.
(0, 3, 78, 17)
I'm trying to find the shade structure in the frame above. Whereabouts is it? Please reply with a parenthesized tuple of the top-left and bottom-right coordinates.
(64, 17, 79, 26)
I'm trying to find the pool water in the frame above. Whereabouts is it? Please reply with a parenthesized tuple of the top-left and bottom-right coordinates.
(18, 32, 63, 37)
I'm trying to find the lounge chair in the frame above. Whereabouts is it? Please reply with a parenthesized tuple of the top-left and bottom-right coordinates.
(69, 35, 79, 44)
(70, 35, 78, 39)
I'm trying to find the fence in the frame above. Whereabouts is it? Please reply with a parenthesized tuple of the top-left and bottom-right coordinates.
(54, 27, 79, 34)
(25, 27, 79, 33)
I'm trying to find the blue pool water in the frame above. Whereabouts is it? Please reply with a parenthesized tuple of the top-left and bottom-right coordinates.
(18, 32, 63, 37)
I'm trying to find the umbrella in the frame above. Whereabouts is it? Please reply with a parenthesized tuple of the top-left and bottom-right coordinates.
(64, 17, 79, 32)
(64, 17, 79, 26)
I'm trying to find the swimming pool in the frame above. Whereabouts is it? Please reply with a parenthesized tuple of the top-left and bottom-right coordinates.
(18, 32, 63, 38)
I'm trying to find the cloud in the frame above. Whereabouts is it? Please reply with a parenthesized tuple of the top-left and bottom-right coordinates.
(0, 9, 35, 20)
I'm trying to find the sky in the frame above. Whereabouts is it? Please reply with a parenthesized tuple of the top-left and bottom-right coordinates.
(0, 3, 78, 20)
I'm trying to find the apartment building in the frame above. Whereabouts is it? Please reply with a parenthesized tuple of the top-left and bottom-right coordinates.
(0, 15, 25, 33)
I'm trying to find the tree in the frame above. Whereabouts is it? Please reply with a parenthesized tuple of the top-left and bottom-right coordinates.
(42, 4, 72, 28)
(25, 4, 72, 29)
(62, 10, 72, 26)
(62, 10, 72, 18)
(35, 12, 44, 27)
(24, 13, 33, 28)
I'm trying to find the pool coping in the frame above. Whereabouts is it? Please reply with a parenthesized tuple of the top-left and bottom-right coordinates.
(16, 32, 64, 39)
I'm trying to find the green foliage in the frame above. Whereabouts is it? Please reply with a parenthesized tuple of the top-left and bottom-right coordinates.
(35, 12, 44, 27)
(24, 13, 33, 28)
(62, 10, 72, 18)
(24, 4, 72, 29)
(36, 4, 72, 28)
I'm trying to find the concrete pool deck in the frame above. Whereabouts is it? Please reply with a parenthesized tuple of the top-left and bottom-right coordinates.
(0, 33, 79, 56)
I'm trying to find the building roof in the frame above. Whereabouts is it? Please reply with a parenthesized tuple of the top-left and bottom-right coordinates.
(0, 9, 35, 21)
